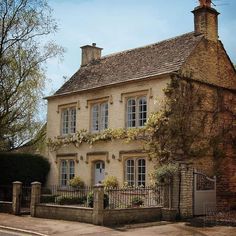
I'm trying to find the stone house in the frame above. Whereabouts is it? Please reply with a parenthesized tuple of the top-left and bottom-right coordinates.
(45, 0, 236, 206)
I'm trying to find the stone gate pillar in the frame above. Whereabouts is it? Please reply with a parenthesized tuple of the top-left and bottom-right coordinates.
(12, 181, 22, 215)
(30, 182, 41, 217)
(93, 184, 104, 225)
(179, 163, 194, 218)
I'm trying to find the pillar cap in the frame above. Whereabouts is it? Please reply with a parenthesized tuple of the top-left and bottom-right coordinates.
(31, 181, 42, 185)
(12, 181, 22, 185)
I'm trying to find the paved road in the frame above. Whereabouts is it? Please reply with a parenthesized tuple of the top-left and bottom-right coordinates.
(0, 229, 27, 236)
(0, 213, 236, 236)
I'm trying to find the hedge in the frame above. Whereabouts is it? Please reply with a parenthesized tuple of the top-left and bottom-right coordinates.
(55, 195, 87, 205)
(0, 152, 50, 186)
(87, 191, 109, 208)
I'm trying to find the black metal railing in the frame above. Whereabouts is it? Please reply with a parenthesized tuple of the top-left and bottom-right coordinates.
(0, 185, 13, 202)
(21, 186, 31, 209)
(40, 185, 93, 207)
(105, 185, 165, 209)
(39, 185, 166, 209)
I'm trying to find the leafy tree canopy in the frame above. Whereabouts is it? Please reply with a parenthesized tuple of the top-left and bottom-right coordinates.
(0, 0, 64, 151)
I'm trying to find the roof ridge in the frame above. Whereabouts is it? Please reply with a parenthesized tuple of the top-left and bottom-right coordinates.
(100, 31, 198, 60)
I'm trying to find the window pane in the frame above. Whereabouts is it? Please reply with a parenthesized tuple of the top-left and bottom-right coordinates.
(126, 159, 135, 186)
(138, 97, 147, 127)
(70, 108, 76, 133)
(69, 160, 75, 180)
(60, 160, 67, 186)
(127, 99, 136, 128)
(137, 159, 146, 186)
(92, 104, 99, 131)
(62, 109, 69, 134)
(62, 107, 76, 135)
(100, 102, 108, 130)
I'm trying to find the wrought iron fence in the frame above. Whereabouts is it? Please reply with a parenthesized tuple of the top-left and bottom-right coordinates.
(40, 185, 93, 207)
(21, 186, 31, 209)
(105, 185, 165, 209)
(40, 185, 166, 209)
(0, 185, 13, 202)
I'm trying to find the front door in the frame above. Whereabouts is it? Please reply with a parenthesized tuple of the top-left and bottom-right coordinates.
(94, 161, 105, 184)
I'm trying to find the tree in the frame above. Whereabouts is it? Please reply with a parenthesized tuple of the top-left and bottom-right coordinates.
(145, 76, 210, 163)
(0, 0, 64, 151)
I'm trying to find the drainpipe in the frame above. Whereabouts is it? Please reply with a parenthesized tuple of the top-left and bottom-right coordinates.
(178, 170, 182, 216)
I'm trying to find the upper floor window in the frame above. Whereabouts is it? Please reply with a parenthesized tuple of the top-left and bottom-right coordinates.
(127, 96, 147, 128)
(91, 102, 108, 132)
(61, 107, 76, 135)
(125, 158, 146, 187)
(60, 159, 75, 187)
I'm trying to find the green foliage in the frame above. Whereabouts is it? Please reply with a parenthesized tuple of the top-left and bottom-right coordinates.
(47, 128, 146, 151)
(40, 195, 58, 204)
(87, 192, 109, 208)
(0, 0, 64, 151)
(145, 77, 211, 163)
(102, 176, 119, 189)
(0, 152, 50, 185)
(69, 177, 85, 188)
(154, 163, 178, 183)
(55, 195, 87, 205)
(131, 196, 144, 206)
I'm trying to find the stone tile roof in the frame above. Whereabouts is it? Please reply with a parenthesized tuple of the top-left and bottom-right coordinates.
(54, 32, 203, 96)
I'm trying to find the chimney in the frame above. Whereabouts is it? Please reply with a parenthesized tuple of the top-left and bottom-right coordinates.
(80, 43, 103, 66)
(192, 0, 220, 42)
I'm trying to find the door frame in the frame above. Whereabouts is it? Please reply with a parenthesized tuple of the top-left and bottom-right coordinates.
(91, 160, 105, 185)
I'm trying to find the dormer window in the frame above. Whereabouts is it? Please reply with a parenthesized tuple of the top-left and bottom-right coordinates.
(91, 102, 108, 132)
(61, 107, 76, 135)
(127, 96, 147, 128)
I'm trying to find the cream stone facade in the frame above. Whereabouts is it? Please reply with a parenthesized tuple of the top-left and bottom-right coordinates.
(46, 76, 169, 186)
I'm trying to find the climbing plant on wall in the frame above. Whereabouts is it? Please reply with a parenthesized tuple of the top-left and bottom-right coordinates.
(47, 75, 235, 171)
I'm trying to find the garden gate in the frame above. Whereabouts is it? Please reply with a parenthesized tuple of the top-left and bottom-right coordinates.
(20, 186, 31, 215)
(193, 170, 216, 215)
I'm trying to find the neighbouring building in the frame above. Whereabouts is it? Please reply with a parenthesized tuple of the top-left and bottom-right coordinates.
(45, 0, 236, 208)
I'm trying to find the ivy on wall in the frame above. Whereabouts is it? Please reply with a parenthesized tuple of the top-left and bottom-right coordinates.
(47, 75, 236, 172)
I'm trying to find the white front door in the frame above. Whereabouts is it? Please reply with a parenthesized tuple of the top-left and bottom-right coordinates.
(94, 161, 105, 184)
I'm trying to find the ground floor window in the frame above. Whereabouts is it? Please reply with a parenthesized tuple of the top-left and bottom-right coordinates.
(125, 158, 146, 187)
(60, 160, 75, 187)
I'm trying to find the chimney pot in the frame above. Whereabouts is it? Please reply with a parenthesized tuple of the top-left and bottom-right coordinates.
(199, 0, 211, 8)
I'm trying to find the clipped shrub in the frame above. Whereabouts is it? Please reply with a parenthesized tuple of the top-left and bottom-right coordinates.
(40, 195, 58, 204)
(0, 152, 50, 185)
(102, 176, 119, 189)
(41, 188, 52, 194)
(69, 176, 85, 188)
(55, 195, 87, 205)
(87, 191, 109, 208)
(131, 196, 144, 207)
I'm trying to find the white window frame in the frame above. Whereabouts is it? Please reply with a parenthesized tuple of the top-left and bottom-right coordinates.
(61, 107, 76, 135)
(126, 96, 147, 128)
(91, 102, 108, 132)
(125, 158, 146, 187)
(60, 159, 75, 187)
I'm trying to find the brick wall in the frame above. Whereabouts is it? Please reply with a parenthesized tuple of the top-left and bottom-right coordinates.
(182, 39, 236, 90)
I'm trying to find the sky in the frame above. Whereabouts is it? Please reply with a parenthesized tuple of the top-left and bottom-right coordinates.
(44, 0, 236, 99)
